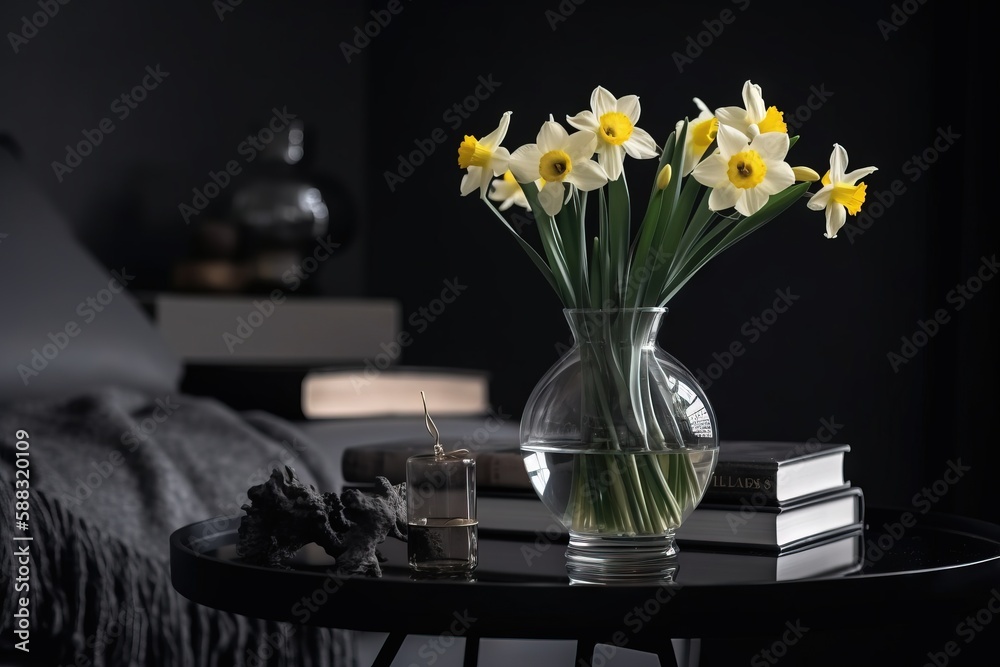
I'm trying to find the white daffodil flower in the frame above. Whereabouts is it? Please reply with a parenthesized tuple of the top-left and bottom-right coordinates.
(691, 123, 795, 216)
(566, 86, 658, 181)
(676, 97, 719, 176)
(488, 170, 535, 211)
(458, 111, 512, 198)
(509, 120, 608, 216)
(806, 144, 877, 239)
(715, 80, 787, 139)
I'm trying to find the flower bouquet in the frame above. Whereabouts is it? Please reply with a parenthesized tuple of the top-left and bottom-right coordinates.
(457, 80, 876, 578)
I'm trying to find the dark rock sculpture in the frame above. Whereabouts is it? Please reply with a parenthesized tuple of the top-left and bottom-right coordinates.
(237, 466, 406, 576)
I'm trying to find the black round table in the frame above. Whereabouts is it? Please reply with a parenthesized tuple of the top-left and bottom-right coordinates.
(170, 508, 1000, 667)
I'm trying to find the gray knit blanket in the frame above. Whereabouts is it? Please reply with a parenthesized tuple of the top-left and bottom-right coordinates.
(0, 387, 355, 666)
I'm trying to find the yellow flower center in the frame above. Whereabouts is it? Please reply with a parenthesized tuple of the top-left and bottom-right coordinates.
(757, 106, 787, 134)
(457, 135, 491, 169)
(726, 150, 767, 189)
(831, 182, 868, 215)
(821, 171, 831, 186)
(539, 149, 573, 182)
(598, 112, 634, 146)
(502, 170, 519, 186)
(691, 117, 719, 149)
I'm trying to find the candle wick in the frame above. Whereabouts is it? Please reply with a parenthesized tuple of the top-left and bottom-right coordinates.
(421, 391, 443, 458)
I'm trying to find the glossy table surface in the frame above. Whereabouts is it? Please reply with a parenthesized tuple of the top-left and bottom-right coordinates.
(170, 508, 1000, 646)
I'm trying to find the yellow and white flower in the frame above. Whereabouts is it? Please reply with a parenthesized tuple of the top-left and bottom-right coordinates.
(677, 97, 719, 176)
(488, 170, 536, 211)
(715, 80, 787, 139)
(566, 86, 658, 181)
(691, 123, 794, 216)
(458, 111, 512, 198)
(509, 120, 608, 216)
(806, 144, 877, 239)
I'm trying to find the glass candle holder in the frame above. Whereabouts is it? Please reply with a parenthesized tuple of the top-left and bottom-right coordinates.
(406, 453, 477, 574)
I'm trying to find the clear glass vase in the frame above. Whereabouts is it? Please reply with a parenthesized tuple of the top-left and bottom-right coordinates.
(520, 308, 720, 584)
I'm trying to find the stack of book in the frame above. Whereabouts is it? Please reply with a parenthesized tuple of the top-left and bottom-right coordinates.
(342, 439, 865, 581)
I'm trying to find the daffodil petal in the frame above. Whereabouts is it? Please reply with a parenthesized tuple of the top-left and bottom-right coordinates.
(691, 154, 727, 186)
(480, 111, 512, 149)
(591, 86, 616, 118)
(694, 97, 710, 115)
(807, 186, 833, 210)
(537, 121, 569, 153)
(708, 184, 740, 211)
(717, 124, 749, 158)
(715, 106, 748, 132)
(623, 126, 658, 159)
(460, 168, 482, 196)
(743, 81, 766, 123)
(825, 203, 847, 239)
(478, 165, 493, 197)
(509, 144, 542, 182)
(491, 147, 510, 176)
(600, 144, 625, 181)
(749, 132, 789, 161)
(843, 166, 878, 184)
(616, 95, 641, 122)
(565, 130, 598, 161)
(758, 161, 794, 195)
(736, 187, 768, 216)
(829, 144, 848, 182)
(568, 158, 609, 191)
(566, 110, 598, 132)
(538, 182, 565, 216)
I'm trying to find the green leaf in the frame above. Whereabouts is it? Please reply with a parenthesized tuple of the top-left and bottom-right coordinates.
(607, 174, 630, 307)
(521, 182, 577, 307)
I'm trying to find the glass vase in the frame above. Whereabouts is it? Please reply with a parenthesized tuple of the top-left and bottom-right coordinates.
(520, 308, 719, 584)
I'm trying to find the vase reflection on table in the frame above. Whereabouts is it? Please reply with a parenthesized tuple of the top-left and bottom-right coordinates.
(521, 307, 718, 584)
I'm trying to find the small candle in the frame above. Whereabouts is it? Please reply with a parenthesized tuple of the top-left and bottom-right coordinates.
(406, 392, 477, 574)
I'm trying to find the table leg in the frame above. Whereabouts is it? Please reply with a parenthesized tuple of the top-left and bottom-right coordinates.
(668, 638, 700, 667)
(575, 638, 595, 665)
(463, 636, 480, 667)
(372, 632, 406, 667)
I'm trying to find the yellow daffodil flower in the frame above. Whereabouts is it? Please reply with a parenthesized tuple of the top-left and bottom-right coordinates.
(677, 97, 719, 176)
(488, 170, 536, 211)
(509, 120, 608, 216)
(806, 144, 877, 238)
(691, 123, 794, 216)
(459, 111, 513, 198)
(715, 80, 787, 139)
(566, 86, 658, 181)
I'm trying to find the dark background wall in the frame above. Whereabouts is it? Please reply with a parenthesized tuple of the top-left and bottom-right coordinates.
(1, 0, 993, 531)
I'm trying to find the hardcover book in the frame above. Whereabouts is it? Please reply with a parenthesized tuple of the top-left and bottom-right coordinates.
(701, 440, 850, 505)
